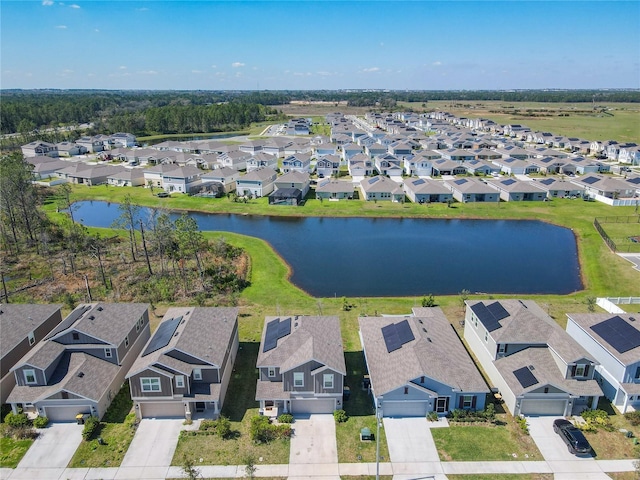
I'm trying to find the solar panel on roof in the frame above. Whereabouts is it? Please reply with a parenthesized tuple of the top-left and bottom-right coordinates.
(470, 303, 501, 332)
(369, 177, 380, 184)
(454, 179, 468, 185)
(540, 178, 554, 185)
(142, 316, 181, 356)
(591, 316, 640, 354)
(513, 366, 539, 388)
(582, 176, 600, 185)
(395, 319, 415, 344)
(627, 177, 640, 185)
(502, 179, 516, 186)
(382, 323, 402, 353)
(263, 318, 280, 353)
(46, 305, 92, 339)
(277, 317, 291, 339)
(486, 302, 510, 322)
(413, 179, 425, 185)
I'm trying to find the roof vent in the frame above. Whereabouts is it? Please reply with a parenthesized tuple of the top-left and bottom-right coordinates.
(77, 372, 84, 378)
(418, 319, 423, 324)
(173, 332, 179, 337)
(427, 337, 432, 343)
(528, 365, 535, 371)
(97, 307, 103, 311)
(630, 317, 636, 322)
(89, 316, 95, 320)
(422, 327, 427, 333)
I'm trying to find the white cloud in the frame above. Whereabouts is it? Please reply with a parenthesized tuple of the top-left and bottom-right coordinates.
(192, 70, 202, 74)
(94, 29, 100, 33)
(316, 71, 334, 77)
(210, 64, 217, 69)
(432, 61, 442, 66)
(135, 7, 149, 12)
(69, 4, 80, 8)
(138, 70, 158, 75)
(55, 25, 67, 29)
(293, 72, 312, 77)
(362, 67, 380, 73)
(119, 66, 127, 70)
(42, 0, 54, 5)
(231, 62, 245, 68)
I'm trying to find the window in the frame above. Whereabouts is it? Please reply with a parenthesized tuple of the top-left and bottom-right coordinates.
(268, 367, 276, 378)
(24, 369, 37, 385)
(104, 348, 112, 358)
(193, 369, 202, 381)
(635, 366, 640, 380)
(141, 378, 161, 392)
(575, 365, 585, 376)
(175, 376, 185, 388)
(484, 331, 488, 342)
(28, 331, 35, 346)
(293, 372, 304, 387)
(498, 344, 506, 354)
(323, 374, 334, 389)
(136, 318, 143, 332)
(124, 336, 129, 348)
(462, 395, 473, 409)
(420, 376, 425, 384)
(72, 332, 80, 341)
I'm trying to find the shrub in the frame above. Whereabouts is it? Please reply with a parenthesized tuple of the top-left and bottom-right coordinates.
(581, 409, 612, 431)
(333, 409, 348, 423)
(483, 403, 496, 421)
(215, 415, 232, 439)
(516, 416, 529, 435)
(427, 411, 439, 422)
(82, 416, 100, 440)
(4, 412, 30, 429)
(32, 416, 49, 429)
(277, 413, 294, 424)
(249, 415, 292, 444)
(626, 411, 640, 426)
(199, 419, 216, 431)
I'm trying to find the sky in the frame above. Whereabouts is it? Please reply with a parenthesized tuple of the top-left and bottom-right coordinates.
(1, 0, 639, 91)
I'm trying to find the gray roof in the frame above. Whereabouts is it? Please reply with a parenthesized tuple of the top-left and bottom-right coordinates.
(0, 304, 62, 358)
(359, 309, 488, 396)
(403, 178, 450, 195)
(494, 347, 602, 397)
(276, 170, 310, 184)
(566, 313, 640, 366)
(255, 379, 291, 401)
(239, 167, 278, 182)
(256, 316, 345, 375)
(316, 179, 354, 194)
(128, 307, 239, 377)
(444, 177, 496, 194)
(360, 176, 403, 194)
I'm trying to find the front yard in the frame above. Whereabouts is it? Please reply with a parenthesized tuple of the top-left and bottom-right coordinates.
(0, 434, 33, 468)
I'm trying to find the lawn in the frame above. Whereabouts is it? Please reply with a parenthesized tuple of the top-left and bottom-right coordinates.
(580, 399, 640, 460)
(68, 381, 136, 468)
(431, 418, 541, 462)
(0, 436, 33, 468)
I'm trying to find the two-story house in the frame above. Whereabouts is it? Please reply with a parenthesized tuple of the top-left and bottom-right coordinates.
(255, 315, 346, 416)
(464, 299, 602, 417)
(281, 153, 312, 174)
(359, 308, 488, 417)
(566, 313, 640, 413)
(21, 141, 58, 158)
(7, 303, 150, 422)
(127, 307, 239, 420)
(0, 305, 63, 404)
(235, 167, 278, 198)
(274, 170, 311, 197)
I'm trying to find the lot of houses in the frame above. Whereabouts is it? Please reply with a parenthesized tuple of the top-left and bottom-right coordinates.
(3, 300, 639, 423)
(23, 110, 639, 207)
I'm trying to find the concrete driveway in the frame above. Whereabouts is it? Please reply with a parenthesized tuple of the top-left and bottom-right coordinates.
(120, 418, 184, 468)
(384, 417, 439, 462)
(289, 414, 337, 464)
(527, 416, 596, 461)
(17, 422, 83, 468)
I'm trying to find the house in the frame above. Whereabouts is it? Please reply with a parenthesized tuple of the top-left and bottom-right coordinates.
(348, 154, 374, 178)
(432, 159, 467, 176)
(281, 153, 312, 174)
(76, 136, 105, 153)
(0, 305, 63, 405)
(7, 303, 150, 421)
(200, 167, 240, 193)
(403, 178, 452, 204)
(126, 307, 239, 420)
(107, 168, 145, 187)
(57, 163, 124, 186)
(235, 167, 278, 198)
(359, 308, 488, 417)
(161, 166, 204, 194)
(566, 313, 640, 414)
(239, 139, 266, 154)
(56, 142, 86, 157)
(143, 164, 178, 189)
(316, 154, 341, 178)
(443, 178, 500, 203)
(274, 170, 310, 197)
(373, 154, 403, 178)
(571, 174, 637, 201)
(359, 176, 405, 202)
(462, 160, 500, 176)
(21, 141, 58, 158)
(246, 152, 278, 172)
(315, 179, 354, 200)
(285, 118, 311, 136)
(404, 154, 436, 177)
(532, 177, 585, 199)
(217, 150, 251, 171)
(492, 158, 539, 176)
(268, 188, 303, 206)
(255, 315, 346, 415)
(263, 137, 293, 157)
(464, 299, 602, 417)
(487, 178, 547, 202)
(109, 133, 137, 148)
(27, 157, 69, 180)
(342, 143, 363, 161)
(314, 143, 338, 157)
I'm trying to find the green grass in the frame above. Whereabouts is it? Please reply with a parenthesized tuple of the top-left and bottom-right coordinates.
(68, 382, 136, 468)
(431, 422, 541, 461)
(0, 436, 33, 468)
(335, 415, 389, 464)
(136, 131, 249, 142)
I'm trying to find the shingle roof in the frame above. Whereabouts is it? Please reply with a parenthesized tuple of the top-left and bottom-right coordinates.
(0, 304, 62, 358)
(359, 309, 488, 396)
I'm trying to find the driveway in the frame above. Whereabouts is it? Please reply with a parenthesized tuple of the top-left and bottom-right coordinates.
(527, 416, 596, 461)
(383, 417, 439, 462)
(17, 422, 83, 468)
(289, 414, 337, 464)
(120, 418, 184, 468)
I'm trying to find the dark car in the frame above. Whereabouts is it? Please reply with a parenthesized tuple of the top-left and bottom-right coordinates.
(553, 418, 593, 455)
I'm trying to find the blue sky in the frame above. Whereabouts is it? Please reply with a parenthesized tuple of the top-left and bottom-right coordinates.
(2, 1, 639, 90)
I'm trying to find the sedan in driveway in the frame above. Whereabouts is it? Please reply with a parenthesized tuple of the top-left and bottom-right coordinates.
(553, 418, 593, 455)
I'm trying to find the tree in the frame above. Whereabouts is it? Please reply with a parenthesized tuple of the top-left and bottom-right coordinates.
(586, 296, 597, 313)
(459, 289, 470, 310)
(243, 455, 257, 480)
(422, 294, 436, 307)
(174, 213, 205, 287)
(148, 210, 175, 275)
(181, 455, 201, 480)
(111, 194, 140, 262)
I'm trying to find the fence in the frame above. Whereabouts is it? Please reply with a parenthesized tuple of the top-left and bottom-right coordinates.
(594, 216, 640, 253)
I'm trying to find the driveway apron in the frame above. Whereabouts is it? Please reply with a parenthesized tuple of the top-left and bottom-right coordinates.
(383, 417, 439, 462)
(120, 418, 184, 467)
(17, 423, 83, 469)
(526, 416, 597, 462)
(289, 414, 338, 464)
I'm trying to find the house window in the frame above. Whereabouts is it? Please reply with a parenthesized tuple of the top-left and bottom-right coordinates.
(268, 367, 276, 378)
(484, 331, 488, 342)
(124, 336, 129, 348)
(28, 331, 35, 346)
(635, 366, 640, 380)
(104, 348, 112, 358)
(175, 376, 185, 389)
(136, 318, 144, 332)
(72, 332, 80, 341)
(293, 372, 304, 388)
(323, 374, 334, 389)
(498, 344, 506, 354)
(420, 376, 425, 384)
(193, 369, 202, 381)
(404, 386, 409, 395)
(24, 369, 37, 385)
(462, 395, 473, 409)
(141, 378, 161, 392)
(575, 364, 587, 377)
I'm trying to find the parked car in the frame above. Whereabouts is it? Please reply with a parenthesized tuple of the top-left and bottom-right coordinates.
(553, 419, 593, 455)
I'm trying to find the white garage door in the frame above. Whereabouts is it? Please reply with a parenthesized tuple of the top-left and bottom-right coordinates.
(520, 399, 567, 416)
(45, 405, 91, 422)
(382, 401, 429, 418)
(290, 398, 335, 414)
(141, 402, 186, 418)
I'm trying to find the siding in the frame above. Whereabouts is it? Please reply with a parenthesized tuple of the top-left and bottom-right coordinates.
(259, 367, 283, 382)
(116, 312, 149, 365)
(283, 361, 323, 392)
(14, 365, 46, 386)
(130, 368, 173, 398)
(312, 369, 343, 395)
(55, 330, 106, 345)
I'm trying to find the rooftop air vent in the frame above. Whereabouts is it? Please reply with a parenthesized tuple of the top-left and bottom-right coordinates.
(77, 372, 84, 378)
(528, 365, 535, 371)
(630, 317, 636, 322)
(89, 316, 95, 320)
(97, 307, 103, 311)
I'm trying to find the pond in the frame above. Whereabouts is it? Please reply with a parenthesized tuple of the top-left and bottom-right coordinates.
(73, 201, 582, 297)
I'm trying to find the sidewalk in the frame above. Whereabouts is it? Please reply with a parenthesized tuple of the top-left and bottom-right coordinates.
(0, 459, 636, 480)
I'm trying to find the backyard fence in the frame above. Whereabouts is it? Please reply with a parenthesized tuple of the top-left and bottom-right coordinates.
(594, 216, 640, 253)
